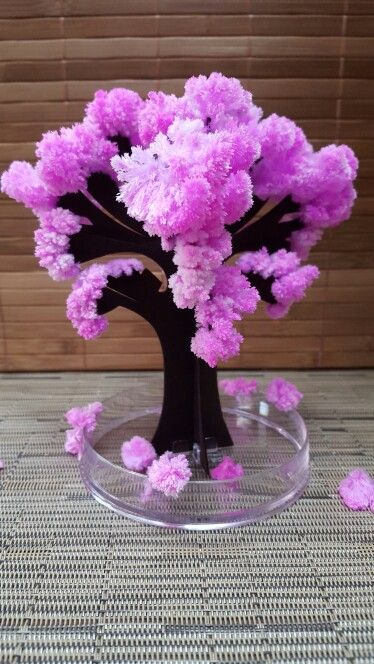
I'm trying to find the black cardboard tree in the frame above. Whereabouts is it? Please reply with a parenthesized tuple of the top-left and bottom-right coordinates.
(58, 138, 301, 475)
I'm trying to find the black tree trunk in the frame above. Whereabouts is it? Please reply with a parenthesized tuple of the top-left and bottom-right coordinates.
(149, 298, 233, 475)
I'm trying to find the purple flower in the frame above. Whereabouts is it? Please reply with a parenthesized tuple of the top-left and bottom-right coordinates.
(266, 378, 303, 412)
(147, 452, 191, 498)
(191, 264, 260, 367)
(121, 436, 157, 472)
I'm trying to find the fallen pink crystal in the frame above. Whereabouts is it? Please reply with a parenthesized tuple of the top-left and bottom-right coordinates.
(121, 436, 157, 472)
(338, 469, 374, 511)
(211, 456, 244, 480)
(219, 377, 258, 397)
(266, 378, 303, 412)
(64, 401, 103, 458)
(147, 451, 191, 498)
(65, 401, 103, 433)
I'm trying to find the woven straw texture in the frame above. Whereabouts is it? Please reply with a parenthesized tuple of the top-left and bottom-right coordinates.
(1, 370, 373, 663)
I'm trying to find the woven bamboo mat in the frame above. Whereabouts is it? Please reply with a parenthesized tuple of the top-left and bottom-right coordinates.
(1, 370, 373, 663)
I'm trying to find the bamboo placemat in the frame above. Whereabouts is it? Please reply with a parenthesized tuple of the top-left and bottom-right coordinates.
(1, 370, 373, 663)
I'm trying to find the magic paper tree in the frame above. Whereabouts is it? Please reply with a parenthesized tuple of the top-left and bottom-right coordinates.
(1, 74, 358, 474)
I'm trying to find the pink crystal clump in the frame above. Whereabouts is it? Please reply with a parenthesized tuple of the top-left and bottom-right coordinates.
(121, 436, 157, 472)
(338, 469, 374, 512)
(266, 378, 303, 412)
(219, 377, 258, 397)
(147, 451, 192, 498)
(211, 456, 244, 480)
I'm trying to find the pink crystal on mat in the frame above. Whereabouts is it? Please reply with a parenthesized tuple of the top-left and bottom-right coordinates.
(338, 469, 374, 511)
(219, 377, 258, 397)
(147, 451, 192, 498)
(266, 378, 303, 412)
(64, 427, 86, 458)
(211, 456, 244, 480)
(64, 401, 103, 458)
(121, 436, 157, 472)
(65, 401, 103, 433)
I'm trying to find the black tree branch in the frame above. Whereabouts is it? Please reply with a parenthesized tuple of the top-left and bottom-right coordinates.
(97, 268, 163, 323)
(59, 189, 176, 277)
(245, 272, 276, 304)
(229, 195, 267, 234)
(232, 195, 302, 255)
(87, 172, 147, 237)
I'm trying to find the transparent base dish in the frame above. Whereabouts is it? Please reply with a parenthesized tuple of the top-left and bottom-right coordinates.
(79, 391, 309, 530)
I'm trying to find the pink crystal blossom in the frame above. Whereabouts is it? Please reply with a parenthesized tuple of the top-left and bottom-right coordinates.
(113, 112, 260, 366)
(66, 258, 143, 339)
(35, 122, 117, 196)
(251, 114, 357, 258)
(338, 469, 374, 511)
(169, 230, 232, 309)
(85, 88, 143, 145)
(65, 401, 103, 432)
(269, 264, 320, 318)
(34, 207, 89, 281)
(266, 378, 303, 412)
(238, 248, 319, 320)
(192, 265, 260, 367)
(211, 456, 244, 480)
(0, 161, 56, 211)
(64, 427, 86, 457)
(289, 227, 323, 260)
(64, 401, 103, 458)
(219, 377, 258, 397)
(121, 436, 157, 472)
(251, 114, 312, 200)
(0, 119, 122, 284)
(113, 117, 254, 239)
(147, 451, 191, 497)
(237, 247, 300, 279)
(293, 144, 358, 229)
(181, 72, 262, 131)
(138, 91, 180, 146)
(138, 72, 262, 148)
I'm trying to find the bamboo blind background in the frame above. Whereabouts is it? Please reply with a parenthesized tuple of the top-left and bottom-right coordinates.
(0, 0, 373, 372)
